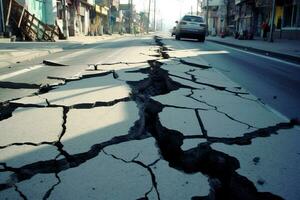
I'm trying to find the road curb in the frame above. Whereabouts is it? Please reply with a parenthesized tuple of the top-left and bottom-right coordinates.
(207, 39, 300, 65)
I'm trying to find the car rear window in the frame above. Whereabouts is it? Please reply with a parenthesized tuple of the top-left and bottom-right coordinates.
(182, 16, 204, 23)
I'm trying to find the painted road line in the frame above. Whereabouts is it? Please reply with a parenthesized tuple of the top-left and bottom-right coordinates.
(209, 41, 300, 68)
(0, 65, 44, 80)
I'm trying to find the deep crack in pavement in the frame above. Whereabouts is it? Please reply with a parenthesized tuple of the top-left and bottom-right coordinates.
(0, 36, 299, 200)
(102, 150, 161, 200)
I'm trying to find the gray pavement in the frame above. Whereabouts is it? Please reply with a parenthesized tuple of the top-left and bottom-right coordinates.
(0, 34, 131, 69)
(0, 36, 214, 199)
(162, 34, 300, 119)
(0, 34, 299, 200)
(207, 36, 300, 64)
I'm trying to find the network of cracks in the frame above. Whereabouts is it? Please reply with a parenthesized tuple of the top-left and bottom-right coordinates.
(0, 36, 299, 200)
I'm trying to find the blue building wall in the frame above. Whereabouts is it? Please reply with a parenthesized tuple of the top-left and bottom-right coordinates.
(16, 0, 56, 25)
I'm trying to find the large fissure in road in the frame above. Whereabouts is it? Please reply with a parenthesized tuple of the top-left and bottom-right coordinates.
(0, 36, 299, 200)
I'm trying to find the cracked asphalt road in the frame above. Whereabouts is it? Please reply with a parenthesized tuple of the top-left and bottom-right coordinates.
(0, 35, 300, 200)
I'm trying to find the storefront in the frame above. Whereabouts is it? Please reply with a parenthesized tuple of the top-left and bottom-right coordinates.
(89, 5, 108, 35)
(236, 0, 255, 34)
(267, 0, 300, 39)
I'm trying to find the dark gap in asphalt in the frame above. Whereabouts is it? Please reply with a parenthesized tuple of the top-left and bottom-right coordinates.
(57, 107, 69, 141)
(154, 36, 164, 47)
(13, 184, 28, 200)
(142, 98, 286, 200)
(152, 36, 290, 199)
(0, 142, 54, 150)
(154, 36, 174, 59)
(0, 113, 150, 191)
(163, 104, 208, 111)
(0, 96, 131, 122)
(194, 109, 208, 137)
(131, 160, 160, 200)
(139, 52, 161, 58)
(53, 107, 74, 162)
(0, 48, 188, 192)
(0, 69, 130, 122)
(186, 89, 257, 129)
(179, 58, 212, 69)
(42, 172, 61, 200)
(127, 60, 194, 97)
(43, 60, 68, 66)
(154, 36, 252, 100)
(205, 119, 299, 145)
(160, 50, 170, 59)
(0, 82, 41, 89)
(169, 73, 248, 95)
(0, 96, 133, 155)
(183, 119, 299, 145)
(125, 67, 151, 74)
(0, 46, 165, 194)
(0, 69, 118, 104)
(153, 39, 257, 130)
(0, 163, 20, 174)
(0, 64, 145, 195)
(94, 61, 149, 66)
(47, 70, 113, 83)
(42, 154, 62, 200)
(70, 97, 131, 109)
(102, 150, 161, 200)
(0, 36, 296, 199)
(0, 102, 45, 121)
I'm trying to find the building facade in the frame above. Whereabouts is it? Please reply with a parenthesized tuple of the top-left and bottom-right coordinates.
(244, 0, 300, 39)
(15, 0, 57, 25)
(202, 0, 300, 40)
(202, 0, 231, 35)
(274, 0, 300, 39)
(1, 0, 149, 39)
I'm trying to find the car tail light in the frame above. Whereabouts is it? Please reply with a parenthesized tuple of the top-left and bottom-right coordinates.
(180, 22, 187, 25)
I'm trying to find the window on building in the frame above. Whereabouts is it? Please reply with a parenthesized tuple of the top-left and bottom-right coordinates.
(57, 1, 63, 19)
(293, 3, 300, 27)
(283, 4, 292, 27)
(283, 1, 300, 27)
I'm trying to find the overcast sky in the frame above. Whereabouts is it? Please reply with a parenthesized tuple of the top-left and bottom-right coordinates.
(120, 0, 199, 30)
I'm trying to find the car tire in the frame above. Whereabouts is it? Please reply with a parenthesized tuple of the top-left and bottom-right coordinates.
(198, 35, 205, 42)
(175, 34, 181, 40)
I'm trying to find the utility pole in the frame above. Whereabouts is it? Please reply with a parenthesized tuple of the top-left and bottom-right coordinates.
(62, 0, 69, 39)
(197, 0, 199, 16)
(269, 0, 275, 42)
(153, 0, 156, 31)
(206, 0, 209, 35)
(108, 0, 112, 34)
(147, 0, 151, 33)
(0, 0, 5, 33)
(129, 0, 133, 33)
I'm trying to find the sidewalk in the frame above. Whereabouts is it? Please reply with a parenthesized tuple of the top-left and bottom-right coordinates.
(0, 34, 130, 69)
(207, 36, 300, 64)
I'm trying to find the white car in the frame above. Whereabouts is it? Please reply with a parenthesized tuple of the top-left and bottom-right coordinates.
(175, 15, 206, 42)
(171, 26, 176, 36)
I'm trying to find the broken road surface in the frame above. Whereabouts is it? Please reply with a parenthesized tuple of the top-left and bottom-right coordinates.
(0, 35, 300, 200)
